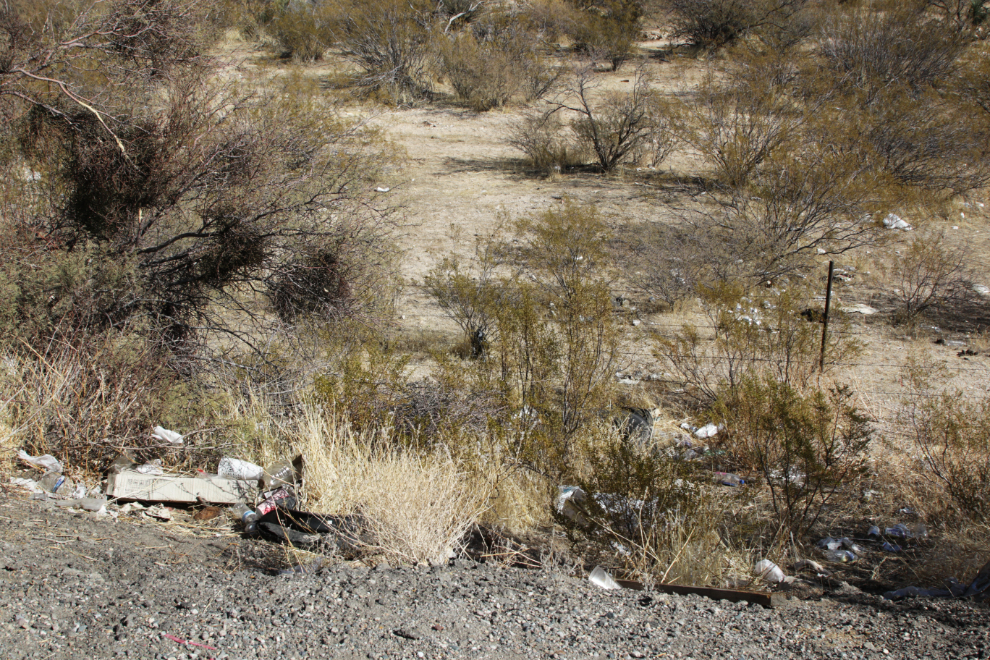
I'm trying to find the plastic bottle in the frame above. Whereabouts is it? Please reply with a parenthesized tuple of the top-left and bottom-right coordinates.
(231, 503, 260, 536)
(218, 458, 264, 481)
(256, 487, 295, 516)
(824, 549, 857, 563)
(885, 523, 912, 538)
(38, 472, 74, 496)
(262, 458, 298, 490)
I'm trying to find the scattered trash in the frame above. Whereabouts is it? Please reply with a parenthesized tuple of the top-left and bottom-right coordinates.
(255, 508, 364, 554)
(162, 632, 218, 651)
(106, 470, 258, 504)
(824, 550, 857, 563)
(256, 487, 295, 516)
(218, 457, 264, 481)
(589, 566, 621, 590)
(232, 502, 261, 536)
(695, 423, 719, 439)
(17, 450, 62, 473)
(714, 472, 745, 487)
(39, 472, 75, 496)
(793, 559, 829, 577)
(193, 506, 222, 521)
(375, 186, 391, 193)
(118, 502, 146, 514)
(973, 284, 990, 298)
(135, 459, 164, 475)
(151, 426, 183, 445)
(144, 505, 172, 521)
(9, 477, 43, 494)
(556, 486, 588, 523)
(867, 525, 881, 537)
(817, 538, 842, 551)
(754, 559, 786, 584)
(884, 523, 913, 538)
(262, 455, 303, 490)
(881, 542, 902, 553)
(841, 304, 879, 315)
(54, 496, 107, 513)
(884, 560, 990, 602)
(882, 213, 912, 230)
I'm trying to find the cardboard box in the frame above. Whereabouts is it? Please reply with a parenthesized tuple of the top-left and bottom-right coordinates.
(106, 470, 258, 504)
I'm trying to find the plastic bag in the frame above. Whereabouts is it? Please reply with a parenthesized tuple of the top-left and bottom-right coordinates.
(218, 457, 264, 481)
(17, 450, 62, 473)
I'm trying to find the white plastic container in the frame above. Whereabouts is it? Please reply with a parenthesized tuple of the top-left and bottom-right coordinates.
(218, 458, 264, 481)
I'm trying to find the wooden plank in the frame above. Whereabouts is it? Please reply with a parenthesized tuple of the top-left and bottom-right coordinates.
(106, 470, 258, 504)
(614, 579, 784, 609)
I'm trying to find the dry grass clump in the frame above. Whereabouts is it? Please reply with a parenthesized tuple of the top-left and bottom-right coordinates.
(290, 406, 493, 565)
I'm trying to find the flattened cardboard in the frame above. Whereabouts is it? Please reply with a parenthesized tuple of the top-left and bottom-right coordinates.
(107, 470, 258, 504)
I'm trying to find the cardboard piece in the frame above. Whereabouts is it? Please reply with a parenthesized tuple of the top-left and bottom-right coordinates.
(106, 470, 258, 504)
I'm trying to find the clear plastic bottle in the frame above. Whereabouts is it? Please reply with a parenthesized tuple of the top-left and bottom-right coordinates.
(824, 549, 857, 563)
(231, 503, 259, 536)
(39, 472, 74, 496)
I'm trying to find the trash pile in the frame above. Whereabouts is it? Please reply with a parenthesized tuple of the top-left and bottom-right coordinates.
(11, 439, 367, 558)
(884, 560, 990, 602)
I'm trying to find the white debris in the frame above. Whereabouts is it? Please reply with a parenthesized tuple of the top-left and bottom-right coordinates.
(754, 559, 786, 584)
(695, 423, 719, 439)
(17, 450, 63, 473)
(151, 426, 183, 445)
(556, 486, 587, 522)
(375, 186, 391, 193)
(9, 477, 43, 494)
(973, 284, 990, 298)
(841, 304, 878, 315)
(883, 214, 912, 230)
(588, 566, 621, 590)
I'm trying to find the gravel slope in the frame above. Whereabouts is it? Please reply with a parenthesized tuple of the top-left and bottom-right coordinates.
(1, 497, 987, 660)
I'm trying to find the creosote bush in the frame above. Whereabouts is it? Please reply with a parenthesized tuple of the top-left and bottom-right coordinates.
(888, 230, 971, 324)
(713, 374, 873, 537)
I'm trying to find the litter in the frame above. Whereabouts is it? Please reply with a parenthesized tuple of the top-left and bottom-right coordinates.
(106, 470, 258, 504)
(54, 496, 107, 513)
(867, 525, 881, 537)
(162, 632, 217, 651)
(262, 455, 303, 490)
(793, 559, 829, 576)
(39, 472, 75, 496)
(17, 450, 62, 473)
(695, 423, 719, 439)
(375, 186, 391, 193)
(144, 505, 172, 521)
(841, 304, 878, 315)
(255, 508, 364, 555)
(218, 457, 264, 481)
(754, 559, 786, 584)
(256, 487, 295, 516)
(882, 213, 912, 230)
(588, 566, 621, 590)
(824, 550, 857, 563)
(9, 477, 43, 494)
(881, 542, 902, 553)
(556, 485, 588, 523)
(135, 459, 164, 475)
(884, 559, 990, 602)
(151, 426, 183, 445)
(884, 523, 913, 538)
(714, 472, 745, 487)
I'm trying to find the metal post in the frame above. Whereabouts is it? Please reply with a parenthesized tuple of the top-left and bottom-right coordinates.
(820, 260, 834, 372)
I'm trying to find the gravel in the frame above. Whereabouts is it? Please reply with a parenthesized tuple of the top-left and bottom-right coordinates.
(1, 497, 987, 660)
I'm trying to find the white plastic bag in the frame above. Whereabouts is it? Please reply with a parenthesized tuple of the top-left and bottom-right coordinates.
(151, 426, 183, 444)
(17, 450, 63, 473)
(754, 559, 786, 584)
(218, 457, 264, 481)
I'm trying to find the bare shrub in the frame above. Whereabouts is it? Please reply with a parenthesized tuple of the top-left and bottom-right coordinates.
(653, 282, 855, 405)
(543, 67, 672, 173)
(817, 3, 967, 94)
(423, 235, 501, 347)
(906, 363, 990, 522)
(506, 110, 587, 175)
(713, 374, 873, 537)
(268, 1, 335, 61)
(438, 22, 561, 110)
(888, 230, 971, 323)
(665, 0, 812, 50)
(563, 430, 741, 586)
(673, 69, 807, 188)
(327, 0, 437, 104)
(3, 71, 398, 355)
(566, 0, 642, 71)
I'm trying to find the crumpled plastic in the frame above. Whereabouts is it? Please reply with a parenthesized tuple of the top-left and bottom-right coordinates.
(17, 450, 62, 473)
